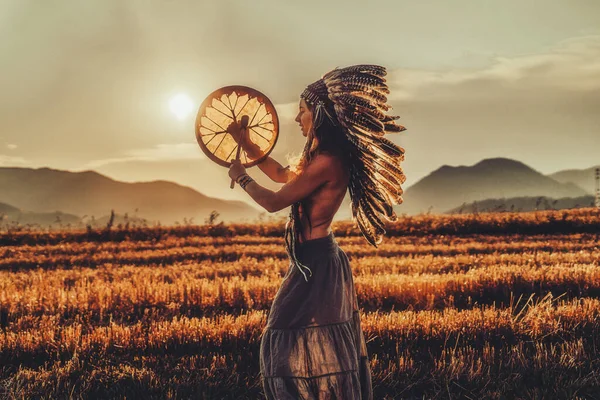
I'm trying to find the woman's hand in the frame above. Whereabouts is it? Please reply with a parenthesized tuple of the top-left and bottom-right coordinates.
(228, 159, 247, 182)
(226, 120, 262, 159)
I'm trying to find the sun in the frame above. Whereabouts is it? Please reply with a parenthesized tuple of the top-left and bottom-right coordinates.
(169, 93, 194, 120)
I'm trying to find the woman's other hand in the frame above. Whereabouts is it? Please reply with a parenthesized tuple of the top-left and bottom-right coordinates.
(228, 159, 247, 182)
(226, 120, 244, 143)
(226, 120, 262, 159)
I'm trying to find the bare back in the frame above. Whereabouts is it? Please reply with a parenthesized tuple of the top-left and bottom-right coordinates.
(296, 154, 350, 243)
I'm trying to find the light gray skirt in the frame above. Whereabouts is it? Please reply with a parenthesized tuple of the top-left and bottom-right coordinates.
(259, 232, 373, 399)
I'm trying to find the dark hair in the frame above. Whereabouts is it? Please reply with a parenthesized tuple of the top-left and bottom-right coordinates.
(283, 101, 352, 276)
(292, 102, 351, 176)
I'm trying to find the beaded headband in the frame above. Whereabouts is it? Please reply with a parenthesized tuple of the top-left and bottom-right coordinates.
(300, 79, 338, 129)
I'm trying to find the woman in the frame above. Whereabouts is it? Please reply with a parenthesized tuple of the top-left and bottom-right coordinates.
(229, 64, 406, 399)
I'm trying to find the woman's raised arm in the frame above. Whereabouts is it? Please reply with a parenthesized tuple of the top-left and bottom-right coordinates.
(226, 120, 294, 184)
(255, 156, 296, 184)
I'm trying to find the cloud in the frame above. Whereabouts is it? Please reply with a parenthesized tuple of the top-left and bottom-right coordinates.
(0, 154, 28, 166)
(387, 35, 600, 101)
(275, 101, 299, 121)
(83, 143, 205, 169)
(6, 144, 17, 150)
(381, 35, 600, 186)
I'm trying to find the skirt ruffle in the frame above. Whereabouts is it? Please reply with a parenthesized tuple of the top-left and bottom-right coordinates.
(260, 311, 371, 399)
(259, 232, 373, 399)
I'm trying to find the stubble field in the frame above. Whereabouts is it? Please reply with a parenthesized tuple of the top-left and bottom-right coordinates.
(1, 208, 599, 399)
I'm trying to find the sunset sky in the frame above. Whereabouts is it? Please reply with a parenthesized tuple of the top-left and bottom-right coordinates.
(1, 0, 599, 206)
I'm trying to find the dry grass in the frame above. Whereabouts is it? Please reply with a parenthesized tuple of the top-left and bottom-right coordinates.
(1, 208, 599, 399)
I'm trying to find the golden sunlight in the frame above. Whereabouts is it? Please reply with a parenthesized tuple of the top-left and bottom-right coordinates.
(169, 93, 194, 120)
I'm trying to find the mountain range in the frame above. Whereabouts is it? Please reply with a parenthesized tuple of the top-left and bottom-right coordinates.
(1, 158, 597, 227)
(445, 195, 595, 214)
(0, 201, 81, 226)
(0, 167, 259, 226)
(548, 166, 599, 195)
(398, 158, 594, 215)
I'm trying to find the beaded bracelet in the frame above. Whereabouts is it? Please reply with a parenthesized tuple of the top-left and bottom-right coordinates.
(238, 174, 251, 185)
(242, 176, 254, 188)
(235, 173, 249, 184)
(235, 173, 254, 189)
(240, 179, 251, 189)
(240, 176, 254, 189)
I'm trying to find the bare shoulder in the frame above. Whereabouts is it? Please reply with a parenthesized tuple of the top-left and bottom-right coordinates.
(281, 153, 342, 184)
(309, 153, 340, 175)
(312, 152, 337, 165)
(315, 152, 347, 176)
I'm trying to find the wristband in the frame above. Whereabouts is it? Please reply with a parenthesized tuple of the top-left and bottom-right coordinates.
(236, 173, 253, 189)
(235, 173, 249, 184)
(240, 176, 254, 189)
(239, 175, 252, 185)
(241, 178, 253, 189)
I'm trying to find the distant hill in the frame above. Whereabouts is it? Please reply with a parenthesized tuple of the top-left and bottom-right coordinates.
(548, 166, 599, 195)
(0, 200, 170, 229)
(445, 195, 596, 214)
(0, 167, 260, 225)
(398, 158, 589, 215)
(0, 202, 19, 215)
(2, 159, 596, 226)
(0, 201, 81, 227)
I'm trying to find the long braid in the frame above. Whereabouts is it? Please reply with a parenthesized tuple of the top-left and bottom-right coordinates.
(284, 129, 317, 282)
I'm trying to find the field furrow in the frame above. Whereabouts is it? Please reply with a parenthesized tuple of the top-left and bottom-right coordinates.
(2, 209, 600, 398)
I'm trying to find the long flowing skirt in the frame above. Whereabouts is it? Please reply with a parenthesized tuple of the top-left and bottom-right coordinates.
(259, 232, 373, 399)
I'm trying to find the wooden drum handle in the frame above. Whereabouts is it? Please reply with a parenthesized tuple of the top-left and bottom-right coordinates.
(230, 115, 249, 189)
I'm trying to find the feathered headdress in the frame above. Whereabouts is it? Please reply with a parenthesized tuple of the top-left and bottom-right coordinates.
(285, 64, 407, 281)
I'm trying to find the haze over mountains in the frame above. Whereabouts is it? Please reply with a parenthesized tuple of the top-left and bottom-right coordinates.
(398, 158, 594, 215)
(0, 167, 259, 226)
(1, 158, 597, 227)
(549, 166, 599, 195)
